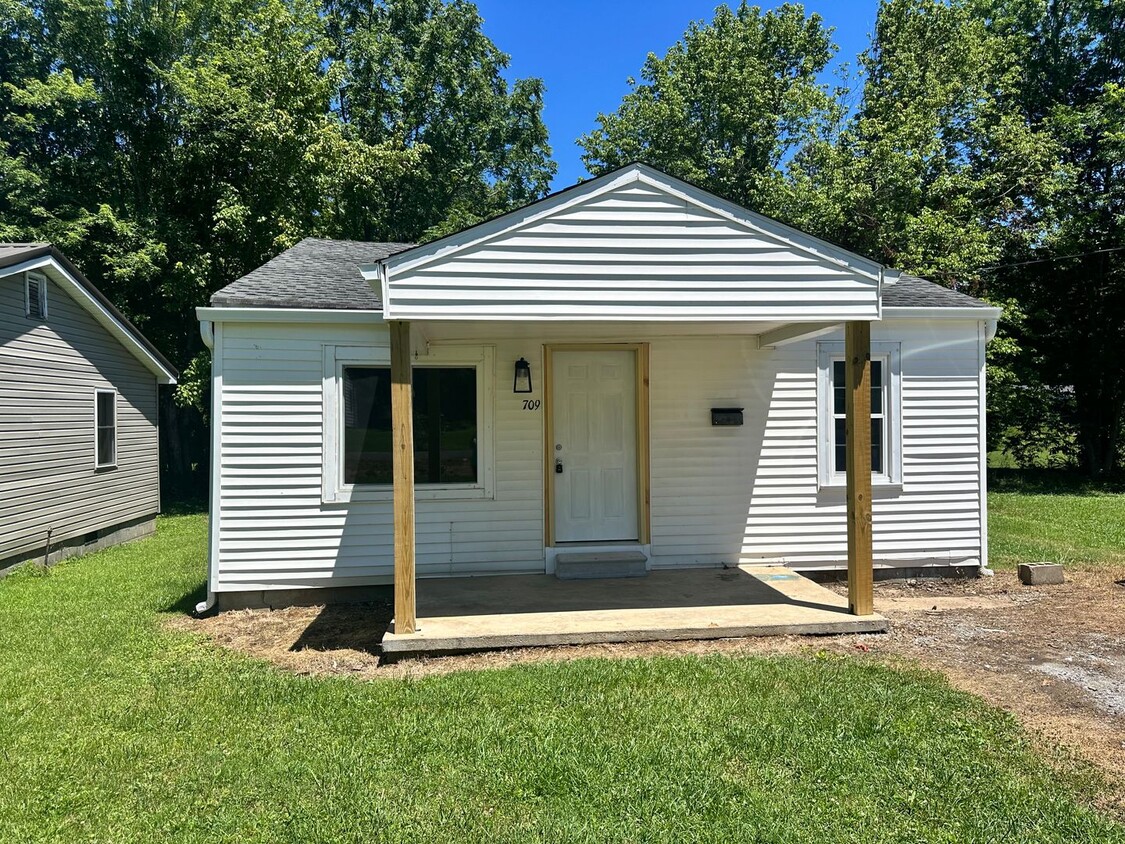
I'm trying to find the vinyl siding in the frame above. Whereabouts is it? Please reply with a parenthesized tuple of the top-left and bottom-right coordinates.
(210, 316, 985, 592)
(385, 181, 880, 322)
(0, 271, 160, 562)
(214, 320, 544, 590)
(649, 321, 984, 568)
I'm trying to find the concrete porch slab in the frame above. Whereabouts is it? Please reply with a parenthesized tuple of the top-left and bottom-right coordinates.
(381, 565, 887, 658)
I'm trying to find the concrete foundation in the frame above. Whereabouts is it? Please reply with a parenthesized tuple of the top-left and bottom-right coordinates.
(0, 514, 157, 576)
(806, 563, 982, 583)
(217, 585, 392, 611)
(381, 565, 887, 659)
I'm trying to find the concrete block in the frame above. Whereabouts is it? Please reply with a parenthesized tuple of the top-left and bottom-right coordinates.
(1018, 562, 1065, 586)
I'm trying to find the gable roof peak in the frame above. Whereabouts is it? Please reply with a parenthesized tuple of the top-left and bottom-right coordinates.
(0, 242, 177, 382)
(378, 161, 886, 284)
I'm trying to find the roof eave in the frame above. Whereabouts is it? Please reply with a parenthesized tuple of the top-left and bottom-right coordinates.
(196, 306, 385, 324)
(0, 248, 178, 383)
(882, 305, 1003, 319)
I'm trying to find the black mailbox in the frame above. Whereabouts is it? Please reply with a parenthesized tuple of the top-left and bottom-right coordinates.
(711, 407, 744, 426)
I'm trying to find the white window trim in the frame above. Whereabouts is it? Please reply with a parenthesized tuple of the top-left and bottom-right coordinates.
(322, 343, 495, 504)
(25, 271, 47, 320)
(816, 341, 902, 489)
(94, 388, 117, 469)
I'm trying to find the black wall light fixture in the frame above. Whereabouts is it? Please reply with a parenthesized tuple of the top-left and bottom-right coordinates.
(514, 357, 533, 393)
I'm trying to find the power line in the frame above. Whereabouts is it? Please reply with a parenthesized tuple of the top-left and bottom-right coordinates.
(979, 246, 1125, 272)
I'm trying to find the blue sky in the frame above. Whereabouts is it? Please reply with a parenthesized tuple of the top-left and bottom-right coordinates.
(473, 1, 881, 189)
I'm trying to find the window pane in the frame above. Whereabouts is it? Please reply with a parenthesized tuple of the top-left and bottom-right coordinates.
(343, 366, 478, 486)
(96, 392, 114, 425)
(832, 361, 846, 415)
(834, 412, 887, 475)
(834, 417, 847, 472)
(343, 367, 392, 484)
(97, 428, 115, 465)
(414, 368, 477, 484)
(870, 360, 883, 414)
(871, 418, 884, 473)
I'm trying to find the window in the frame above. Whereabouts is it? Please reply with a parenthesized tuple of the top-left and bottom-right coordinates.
(323, 344, 494, 503)
(831, 358, 885, 474)
(817, 342, 901, 488)
(25, 272, 47, 320)
(342, 366, 478, 486)
(95, 389, 117, 468)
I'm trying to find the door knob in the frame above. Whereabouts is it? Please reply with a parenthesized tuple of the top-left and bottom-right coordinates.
(555, 458, 564, 474)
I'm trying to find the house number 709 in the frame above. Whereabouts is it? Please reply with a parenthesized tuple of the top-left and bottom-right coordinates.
(522, 399, 541, 410)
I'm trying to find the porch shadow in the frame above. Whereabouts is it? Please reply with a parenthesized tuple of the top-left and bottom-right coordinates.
(290, 601, 393, 656)
(413, 566, 852, 618)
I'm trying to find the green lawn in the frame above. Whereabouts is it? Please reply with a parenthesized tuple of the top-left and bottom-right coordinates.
(989, 471, 1125, 569)
(1, 513, 1121, 841)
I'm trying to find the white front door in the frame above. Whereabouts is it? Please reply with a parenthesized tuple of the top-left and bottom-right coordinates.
(552, 350, 639, 542)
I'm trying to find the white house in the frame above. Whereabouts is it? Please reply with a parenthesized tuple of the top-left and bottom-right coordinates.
(196, 164, 999, 632)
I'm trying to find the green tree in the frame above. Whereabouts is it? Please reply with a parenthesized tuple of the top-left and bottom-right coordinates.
(1, 0, 556, 494)
(987, 0, 1125, 475)
(580, 0, 1083, 472)
(809, 0, 1063, 286)
(578, 2, 841, 220)
(324, 0, 554, 241)
(821, 0, 1068, 470)
(1, 0, 356, 488)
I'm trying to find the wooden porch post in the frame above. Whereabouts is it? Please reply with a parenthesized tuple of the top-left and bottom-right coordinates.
(845, 321, 874, 616)
(390, 320, 417, 633)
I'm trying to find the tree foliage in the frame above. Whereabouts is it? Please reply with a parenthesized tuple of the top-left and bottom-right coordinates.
(988, 0, 1125, 474)
(5, 0, 1123, 483)
(579, 2, 842, 220)
(1, 0, 554, 492)
(581, 0, 1125, 475)
(324, 0, 554, 241)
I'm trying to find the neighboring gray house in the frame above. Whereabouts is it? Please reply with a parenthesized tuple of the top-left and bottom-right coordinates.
(0, 244, 178, 570)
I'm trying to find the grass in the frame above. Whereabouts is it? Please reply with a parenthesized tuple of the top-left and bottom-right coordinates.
(989, 470, 1125, 570)
(1, 513, 1123, 842)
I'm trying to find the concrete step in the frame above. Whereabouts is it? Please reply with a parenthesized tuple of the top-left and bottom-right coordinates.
(555, 551, 648, 580)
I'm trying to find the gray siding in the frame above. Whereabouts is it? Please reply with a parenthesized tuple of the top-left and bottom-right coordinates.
(0, 271, 160, 563)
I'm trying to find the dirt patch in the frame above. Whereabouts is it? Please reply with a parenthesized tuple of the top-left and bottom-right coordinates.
(167, 566, 1125, 811)
(166, 599, 392, 677)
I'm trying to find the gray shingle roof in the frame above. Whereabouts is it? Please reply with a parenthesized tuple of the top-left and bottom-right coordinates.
(210, 238, 414, 309)
(883, 273, 991, 308)
(0, 242, 52, 271)
(210, 238, 993, 312)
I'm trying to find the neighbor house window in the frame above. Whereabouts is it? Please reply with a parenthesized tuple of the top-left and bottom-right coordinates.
(342, 366, 478, 486)
(25, 272, 47, 320)
(95, 389, 117, 468)
(817, 342, 901, 487)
